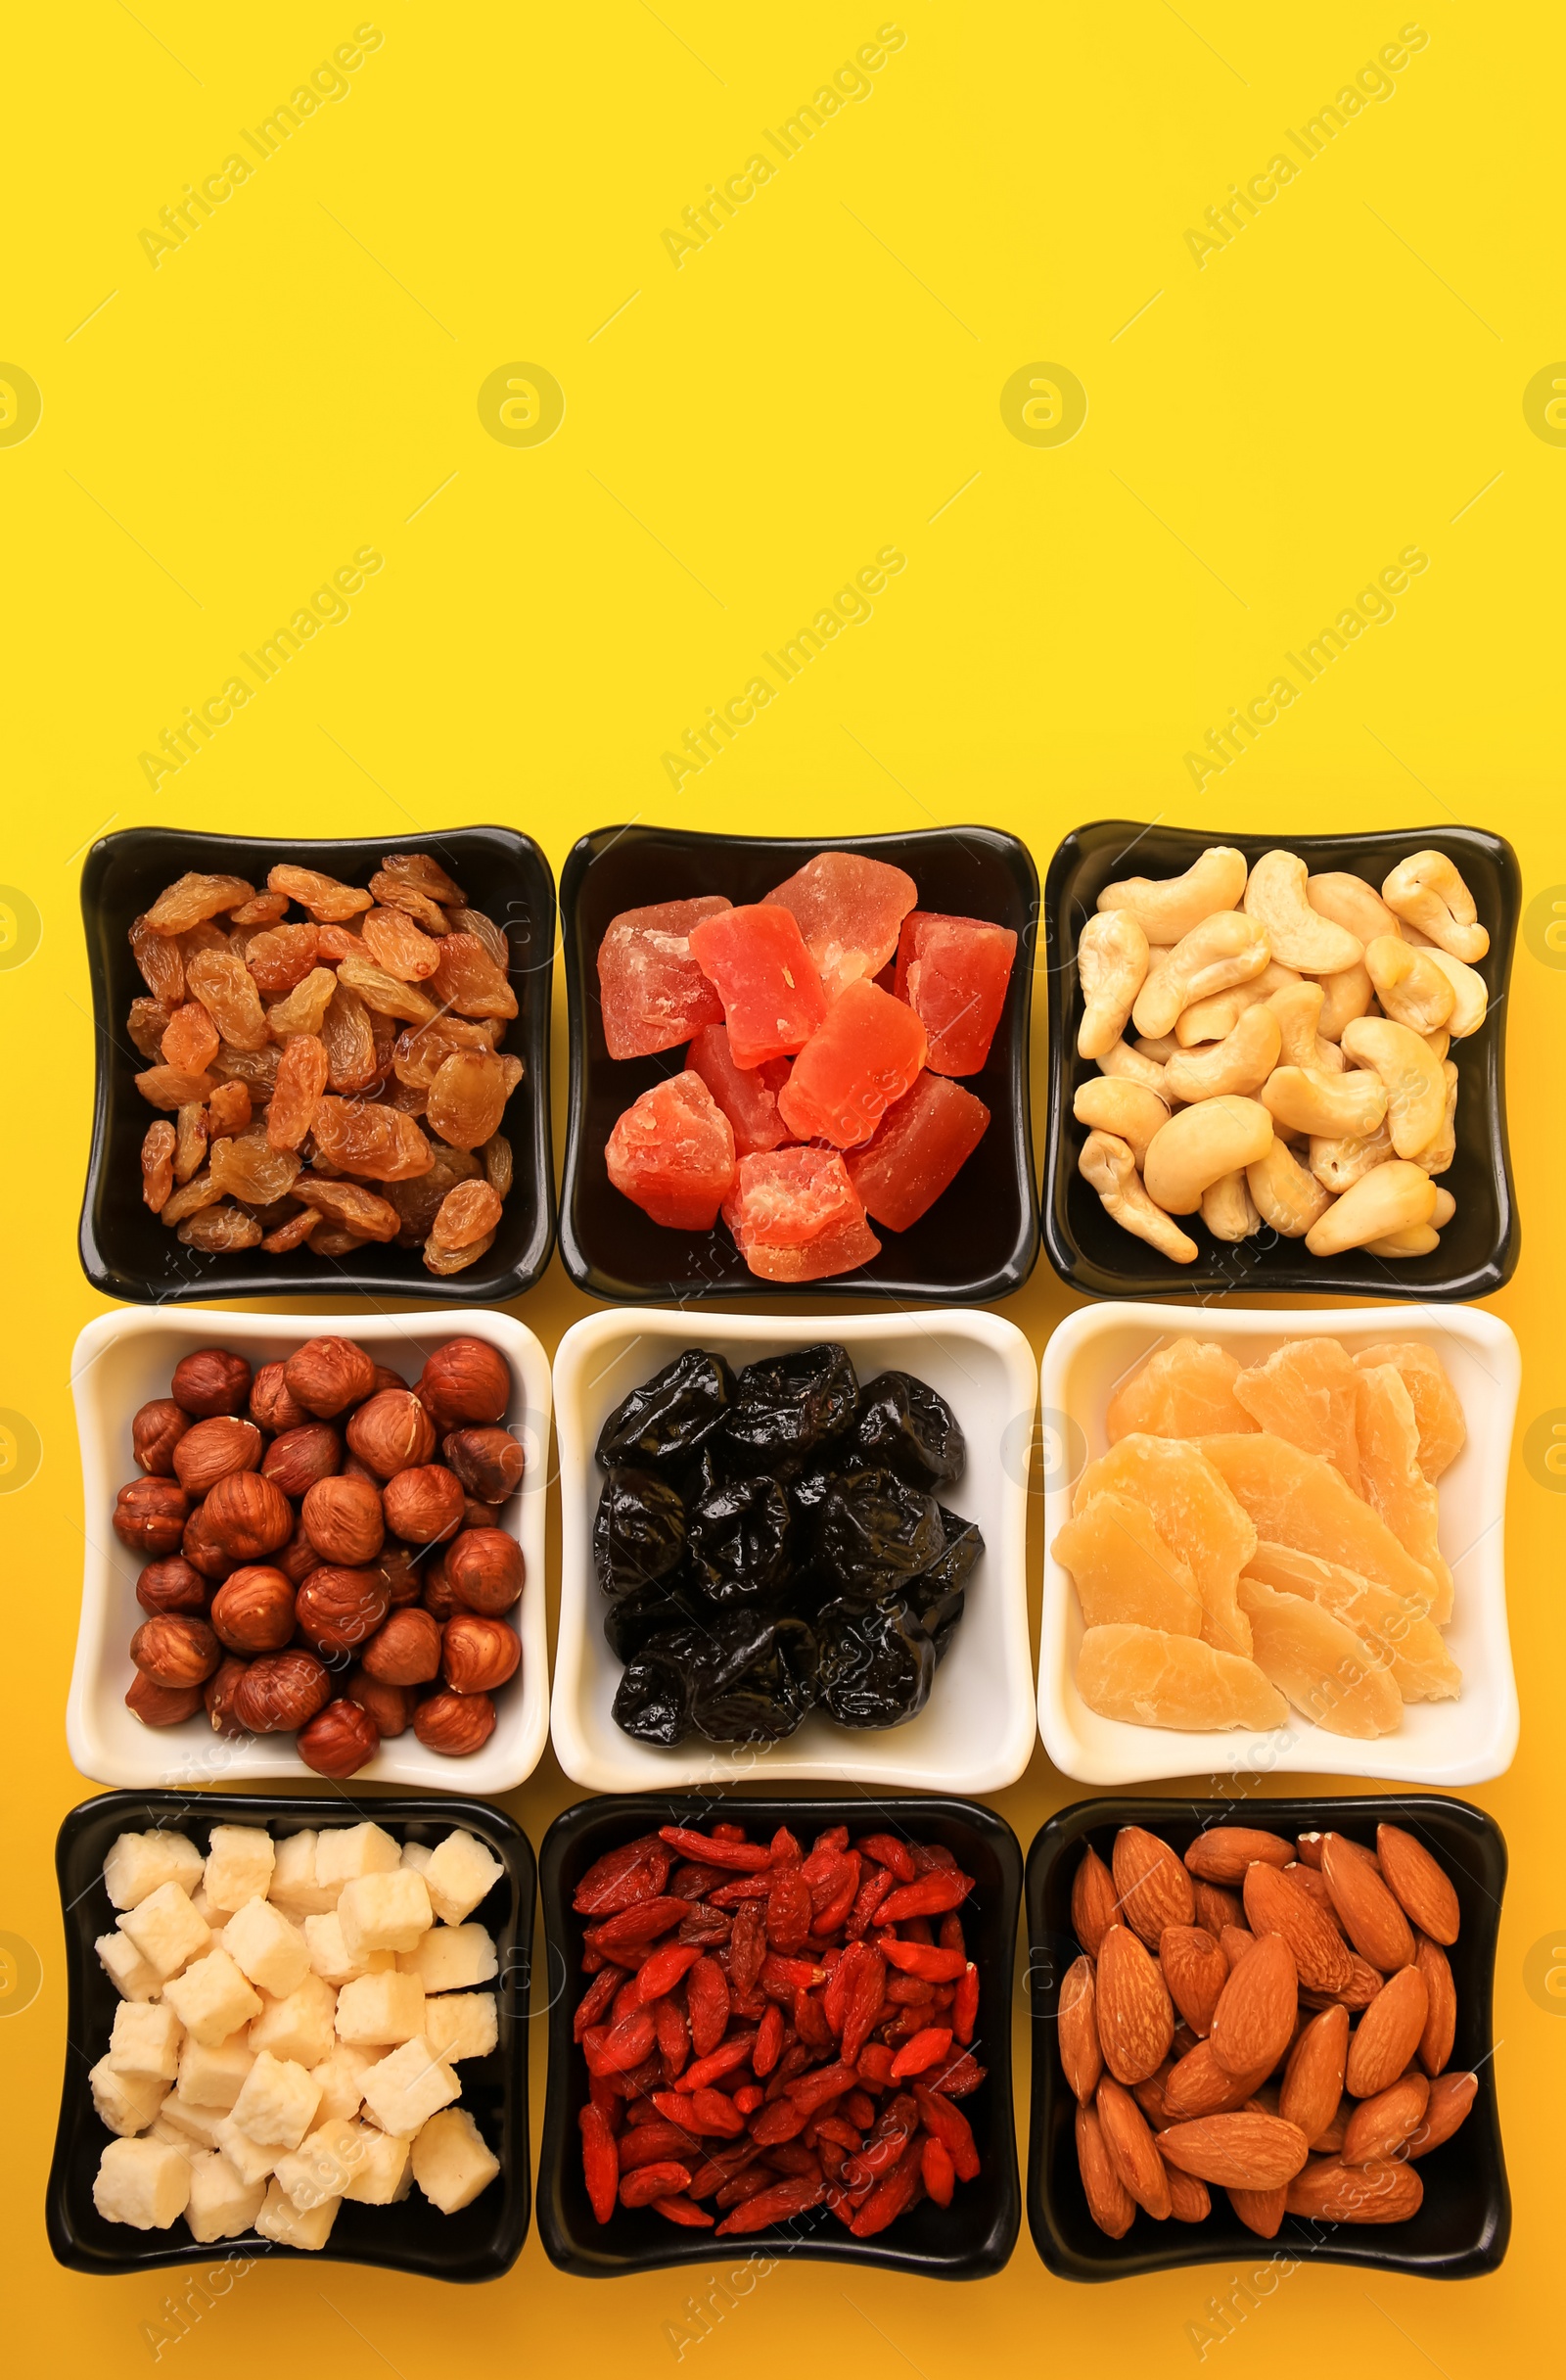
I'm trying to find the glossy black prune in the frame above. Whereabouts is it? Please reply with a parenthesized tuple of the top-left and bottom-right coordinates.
(813, 1597, 935, 1729)
(603, 1572, 707, 1663)
(717, 1343, 859, 1471)
(685, 1473, 794, 1609)
(815, 1467, 946, 1603)
(612, 1627, 700, 1745)
(596, 1349, 735, 1470)
(592, 1467, 686, 1598)
(848, 1371, 966, 1491)
(688, 1612, 818, 1744)
(906, 1507, 985, 1662)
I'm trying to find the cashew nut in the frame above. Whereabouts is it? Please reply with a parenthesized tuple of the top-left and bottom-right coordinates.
(1142, 1095, 1273, 1214)
(1364, 1224, 1441, 1258)
(1340, 1016, 1447, 1158)
(1419, 946, 1488, 1038)
(1073, 1077, 1171, 1166)
(1304, 1159, 1439, 1257)
(1095, 1038, 1169, 1095)
(1163, 1003, 1281, 1102)
(1310, 1120, 1393, 1191)
(1131, 911, 1270, 1039)
(1244, 849, 1363, 974)
(1201, 1169, 1261, 1241)
(1420, 1027, 1451, 1063)
(1307, 870, 1403, 946)
(1097, 844, 1249, 944)
(1381, 850, 1490, 962)
(1079, 1129, 1198, 1263)
(1077, 910, 1150, 1060)
(1246, 1138, 1333, 1237)
(1176, 961, 1302, 1047)
(1407, 1057, 1458, 1175)
(1267, 980, 1344, 1073)
(1315, 960, 1375, 1042)
(1133, 1032, 1182, 1064)
(1363, 935, 1454, 1034)
(1432, 1185, 1455, 1227)
(1262, 1065, 1389, 1138)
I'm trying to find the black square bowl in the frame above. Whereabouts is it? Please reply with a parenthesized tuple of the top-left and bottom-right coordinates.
(1042, 821, 1519, 1301)
(1027, 1794, 1509, 2283)
(537, 1793, 1022, 2278)
(47, 1791, 535, 2282)
(79, 826, 555, 1304)
(559, 824, 1039, 1303)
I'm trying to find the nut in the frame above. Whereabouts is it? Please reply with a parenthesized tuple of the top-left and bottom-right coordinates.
(129, 1613, 221, 1689)
(1132, 911, 1271, 1041)
(285, 1334, 377, 1419)
(126, 1672, 202, 1727)
(416, 1337, 510, 1429)
(172, 1415, 263, 1497)
(302, 1474, 386, 1566)
(1305, 1159, 1438, 1258)
(1143, 1097, 1275, 1215)
(1080, 1131, 1198, 1265)
(113, 1476, 191, 1558)
(413, 1689, 497, 1755)
(295, 1565, 392, 1657)
(261, 1423, 344, 1498)
(182, 1508, 238, 1582)
(232, 1648, 332, 1733)
(1243, 849, 1363, 974)
(250, 1360, 308, 1433)
(442, 1424, 525, 1504)
(361, 1605, 442, 1686)
(373, 1539, 425, 1607)
(343, 1666, 414, 1738)
(136, 1557, 210, 1617)
(1099, 845, 1249, 945)
(201, 1469, 295, 1560)
(298, 1698, 381, 1779)
(275, 1512, 319, 1586)
(444, 1526, 524, 1615)
(1077, 910, 1150, 1062)
(346, 1388, 437, 1479)
(442, 1612, 520, 1695)
(204, 1656, 251, 1738)
(382, 1463, 466, 1547)
(342, 1451, 381, 1487)
(132, 1399, 192, 1475)
(370, 1364, 409, 1394)
(171, 1348, 253, 1419)
(421, 1548, 460, 1621)
(210, 1566, 298, 1653)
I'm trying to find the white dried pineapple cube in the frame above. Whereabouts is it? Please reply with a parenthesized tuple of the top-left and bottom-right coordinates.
(104, 1830, 204, 1912)
(336, 1970, 425, 2046)
(95, 1930, 161, 2001)
(162, 1949, 264, 2048)
(229, 2049, 321, 2151)
(398, 1922, 497, 1994)
(255, 2176, 340, 2251)
(118, 1883, 210, 1982)
(269, 1829, 340, 1917)
(222, 1897, 310, 1998)
(338, 1869, 433, 1958)
(314, 1823, 400, 1889)
(423, 1992, 498, 2065)
(204, 1824, 276, 1913)
(400, 1841, 434, 1875)
(109, 1998, 184, 2082)
(185, 2149, 265, 2243)
(93, 2136, 192, 2228)
(411, 2107, 500, 2213)
(176, 2026, 255, 2112)
(273, 2117, 371, 2210)
(153, 2090, 226, 2150)
(358, 2036, 459, 2137)
(249, 1972, 338, 2069)
(425, 1831, 503, 1926)
(89, 2056, 164, 2138)
(341, 2124, 411, 2205)
(303, 1911, 393, 1987)
(213, 2117, 280, 2187)
(308, 2043, 383, 2124)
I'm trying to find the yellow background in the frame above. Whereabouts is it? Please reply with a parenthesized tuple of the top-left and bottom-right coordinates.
(3, 0, 1565, 2368)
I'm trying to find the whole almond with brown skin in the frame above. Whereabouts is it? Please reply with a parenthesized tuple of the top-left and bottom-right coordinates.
(412, 1688, 496, 1755)
(1278, 2002, 1348, 2142)
(1096, 2076, 1172, 2218)
(1283, 1863, 1343, 1930)
(261, 1423, 343, 1498)
(1210, 1932, 1298, 2077)
(1162, 2040, 1266, 2122)
(1295, 1832, 1324, 1868)
(1156, 2112, 1310, 2189)
(1321, 1834, 1415, 1972)
(302, 1474, 386, 1566)
(1058, 1954, 1102, 2105)
(126, 1672, 201, 1727)
(285, 1335, 376, 1419)
(1376, 1824, 1459, 1945)
(1406, 2069, 1477, 2158)
(1285, 2156, 1422, 2222)
(1172, 2022, 1200, 2062)
(1075, 2102, 1134, 2239)
(1243, 2079, 1282, 2119)
(1131, 2063, 1172, 2126)
(347, 1388, 438, 1479)
(1095, 1925, 1174, 2083)
(210, 1566, 297, 1653)
(1159, 1926, 1227, 2037)
(132, 1399, 191, 1475)
(1165, 2167, 1211, 2222)
(1113, 1826, 1194, 1945)
(1244, 1861, 1353, 1993)
(1192, 1882, 1243, 1937)
(1227, 2183, 1286, 2238)
(1414, 1936, 1456, 2076)
(1071, 1846, 1119, 1958)
(361, 1606, 442, 1687)
(1219, 1925, 1256, 1975)
(1299, 1954, 1384, 2014)
(1346, 1965, 1429, 2097)
(1342, 2071, 1429, 2165)
(172, 1416, 262, 1497)
(202, 1469, 294, 1561)
(442, 1611, 521, 1695)
(1182, 1828, 1292, 1885)
(1311, 2105, 1348, 2154)
(250, 1361, 307, 1433)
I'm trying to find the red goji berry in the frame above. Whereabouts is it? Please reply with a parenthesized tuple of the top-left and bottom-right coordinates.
(611, 1974, 642, 2026)
(715, 2165, 777, 2209)
(685, 1952, 730, 2059)
(765, 1866, 812, 1954)
(784, 2059, 859, 2114)
(953, 1961, 979, 2044)
(845, 1867, 896, 1940)
(855, 2043, 895, 2087)
(875, 1872, 974, 1925)
(804, 1826, 851, 1875)
(809, 1854, 861, 1937)
(921, 2133, 956, 2207)
(840, 1950, 885, 2067)
(760, 1952, 825, 1991)
(813, 2115, 862, 2153)
(654, 2195, 714, 2226)
(850, 2146, 924, 2235)
(574, 1835, 673, 1915)
(909, 1841, 959, 1875)
(670, 1860, 737, 1900)
(653, 1994, 689, 2076)
(939, 1910, 967, 1956)
(573, 1966, 621, 2042)
(793, 1987, 834, 2052)
(845, 2089, 876, 2129)
(711, 1822, 747, 1842)
(583, 2008, 657, 2077)
(658, 1827, 770, 1870)
(618, 2122, 696, 2170)
(605, 2053, 663, 2101)
(635, 1941, 703, 2003)
(677, 2032, 757, 2093)
(748, 2095, 808, 2145)
(620, 2160, 692, 2207)
(923, 2049, 986, 2098)
(886, 1975, 937, 2007)
(714, 2176, 828, 2234)
(889, 2027, 953, 2079)
(710, 1874, 774, 1905)
(855, 1833, 917, 1883)
(651, 2087, 745, 2138)
(676, 1907, 732, 1947)
(878, 1938, 966, 1983)
(578, 2102, 619, 2224)
(686, 2145, 761, 2197)
(731, 2083, 762, 2116)
(841, 2092, 919, 2194)
(768, 1825, 802, 1866)
(587, 2073, 621, 2129)
(912, 2082, 981, 2179)
(726, 1900, 765, 1996)
(584, 1896, 693, 1952)
(753, 2001, 784, 2077)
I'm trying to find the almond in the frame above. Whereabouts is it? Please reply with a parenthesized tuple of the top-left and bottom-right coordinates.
(1342, 2071, 1429, 2164)
(1096, 2076, 1172, 2218)
(1131, 2062, 1174, 2126)
(1159, 1925, 1228, 2037)
(1172, 2022, 1201, 2061)
(1227, 2182, 1286, 2238)
(1059, 1953, 1103, 2104)
(1165, 2165, 1211, 2222)
(1113, 1825, 1195, 1945)
(1295, 1831, 1325, 1869)
(1406, 2069, 1477, 2158)
(1076, 2101, 1134, 2237)
(1155, 2112, 1311, 2189)
(1300, 1953, 1383, 2013)
(1376, 1823, 1459, 1945)
(1320, 1834, 1416, 1972)
(1345, 1964, 1429, 2097)
(1182, 1827, 1293, 1885)
(1285, 2156, 1423, 2222)
(1244, 1861, 1354, 1993)
(1311, 2105, 1348, 2154)
(1192, 1881, 1243, 1937)
(1279, 2003, 1348, 2142)
(1162, 2039, 1267, 2122)
(1071, 1844, 1120, 1958)
(1210, 1933, 1298, 2077)
(1219, 1924, 1257, 1975)
(1414, 1936, 1456, 2076)
(1283, 1862, 1345, 1930)
(1095, 1924, 1174, 2083)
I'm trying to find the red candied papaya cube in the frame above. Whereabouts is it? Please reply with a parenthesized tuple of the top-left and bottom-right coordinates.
(846, 1072, 990, 1231)
(762, 852, 917, 1002)
(893, 909, 932, 1000)
(722, 1147, 879, 1282)
(686, 1024, 792, 1156)
(905, 916, 1017, 1075)
(606, 1070, 735, 1229)
(687, 906, 827, 1069)
(776, 980, 927, 1149)
(742, 1211, 881, 1282)
(597, 896, 731, 1060)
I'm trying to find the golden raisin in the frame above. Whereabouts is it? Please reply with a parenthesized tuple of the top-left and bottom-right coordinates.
(144, 872, 254, 934)
(311, 1097, 435, 1182)
(431, 1179, 503, 1249)
(245, 923, 320, 995)
(430, 933, 517, 1019)
(265, 967, 338, 1037)
(268, 1034, 329, 1149)
(127, 998, 173, 1060)
(178, 1205, 262, 1250)
(129, 914, 184, 1003)
(142, 1120, 176, 1213)
(136, 1064, 215, 1110)
(267, 863, 373, 920)
(161, 1002, 220, 1073)
(186, 949, 270, 1050)
(362, 906, 443, 981)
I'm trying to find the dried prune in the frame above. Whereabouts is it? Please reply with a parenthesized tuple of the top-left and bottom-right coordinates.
(719, 1343, 859, 1470)
(685, 1473, 794, 1610)
(613, 1629, 699, 1745)
(814, 1597, 935, 1728)
(593, 1468, 687, 1597)
(906, 1507, 983, 1660)
(597, 1348, 735, 1470)
(687, 1612, 817, 1744)
(815, 1468, 945, 1602)
(848, 1371, 965, 1490)
(603, 1573, 707, 1662)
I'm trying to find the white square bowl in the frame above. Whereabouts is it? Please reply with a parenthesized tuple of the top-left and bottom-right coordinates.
(551, 1307, 1037, 1795)
(68, 1306, 552, 1795)
(1038, 1300, 1520, 1789)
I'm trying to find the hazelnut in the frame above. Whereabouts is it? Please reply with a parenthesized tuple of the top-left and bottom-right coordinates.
(132, 1398, 192, 1476)
(302, 1474, 385, 1566)
(114, 1476, 191, 1558)
(413, 1689, 497, 1756)
(295, 1566, 392, 1657)
(136, 1557, 209, 1617)
(442, 1612, 521, 1696)
(205, 1656, 251, 1738)
(462, 1496, 501, 1533)
(261, 1423, 343, 1498)
(182, 1508, 239, 1583)
(370, 1364, 409, 1393)
(421, 1548, 460, 1622)
(299, 1698, 381, 1779)
(250, 1360, 308, 1433)
(285, 1335, 377, 1419)
(417, 1337, 510, 1429)
(130, 1612, 221, 1689)
(172, 1415, 263, 1497)
(360, 1606, 442, 1686)
(445, 1526, 524, 1616)
(443, 1425, 525, 1505)
(342, 1451, 382, 1486)
(171, 1348, 253, 1419)
(373, 1540, 425, 1607)
(126, 1672, 202, 1728)
(346, 1388, 437, 1479)
(275, 1513, 319, 1587)
(211, 1566, 298, 1653)
(344, 1667, 414, 1737)
(383, 1463, 466, 1548)
(201, 1469, 294, 1560)
(233, 1647, 332, 1733)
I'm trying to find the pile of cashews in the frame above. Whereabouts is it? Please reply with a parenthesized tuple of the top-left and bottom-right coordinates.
(1072, 845, 1490, 1264)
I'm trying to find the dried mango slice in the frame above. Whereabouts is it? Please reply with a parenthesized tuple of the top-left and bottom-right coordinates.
(1353, 1342, 1466, 1480)
(1052, 1492, 1204, 1635)
(1074, 1435, 1256, 1657)
(1354, 1365, 1454, 1623)
(1242, 1543, 1459, 1703)
(1231, 1339, 1362, 1492)
(1198, 1434, 1441, 1612)
(1106, 1342, 1259, 1443)
(1236, 1577, 1402, 1738)
(1077, 1624, 1287, 1732)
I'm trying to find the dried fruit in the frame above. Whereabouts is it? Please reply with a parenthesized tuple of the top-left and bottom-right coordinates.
(268, 863, 373, 920)
(144, 872, 253, 934)
(430, 932, 517, 1018)
(430, 1179, 504, 1248)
